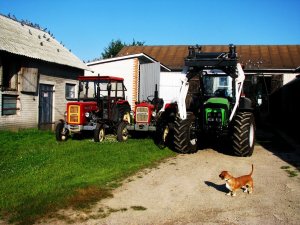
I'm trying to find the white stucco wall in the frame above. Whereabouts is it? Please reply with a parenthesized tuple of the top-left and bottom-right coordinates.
(159, 71, 186, 105)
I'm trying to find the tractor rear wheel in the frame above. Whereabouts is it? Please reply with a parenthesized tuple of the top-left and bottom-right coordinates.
(94, 123, 105, 142)
(232, 112, 255, 157)
(117, 121, 129, 142)
(174, 115, 197, 153)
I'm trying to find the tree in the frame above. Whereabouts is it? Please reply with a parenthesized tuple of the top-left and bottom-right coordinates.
(101, 39, 145, 59)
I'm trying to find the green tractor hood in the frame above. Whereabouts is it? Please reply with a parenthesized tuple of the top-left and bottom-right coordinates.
(204, 97, 230, 127)
(205, 97, 230, 108)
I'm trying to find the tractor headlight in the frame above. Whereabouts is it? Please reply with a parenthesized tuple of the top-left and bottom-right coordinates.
(85, 112, 90, 118)
(152, 111, 156, 117)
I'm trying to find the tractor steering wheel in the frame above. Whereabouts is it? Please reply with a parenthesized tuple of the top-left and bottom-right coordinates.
(147, 95, 155, 103)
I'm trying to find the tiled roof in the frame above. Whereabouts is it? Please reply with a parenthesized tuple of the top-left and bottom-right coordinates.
(118, 45, 300, 71)
(0, 15, 89, 70)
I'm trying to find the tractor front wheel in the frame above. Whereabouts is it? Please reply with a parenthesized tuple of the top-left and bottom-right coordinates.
(232, 112, 255, 157)
(173, 116, 197, 153)
(94, 123, 105, 142)
(117, 121, 129, 142)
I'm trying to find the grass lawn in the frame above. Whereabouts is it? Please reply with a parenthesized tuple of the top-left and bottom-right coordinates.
(0, 129, 176, 224)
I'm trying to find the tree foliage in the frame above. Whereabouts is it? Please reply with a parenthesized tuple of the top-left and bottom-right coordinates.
(101, 39, 145, 59)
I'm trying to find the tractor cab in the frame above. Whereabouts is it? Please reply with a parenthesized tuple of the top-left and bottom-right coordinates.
(77, 76, 127, 120)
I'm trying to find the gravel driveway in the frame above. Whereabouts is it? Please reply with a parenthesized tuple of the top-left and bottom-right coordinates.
(41, 129, 300, 225)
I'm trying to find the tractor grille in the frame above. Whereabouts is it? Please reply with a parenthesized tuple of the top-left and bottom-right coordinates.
(136, 107, 149, 123)
(68, 105, 80, 124)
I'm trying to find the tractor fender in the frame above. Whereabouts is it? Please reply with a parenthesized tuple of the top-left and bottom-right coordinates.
(239, 97, 253, 111)
(112, 101, 131, 123)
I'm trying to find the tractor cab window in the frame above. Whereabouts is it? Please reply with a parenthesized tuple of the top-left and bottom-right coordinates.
(203, 75, 233, 98)
(78, 79, 125, 100)
(114, 81, 126, 98)
(79, 81, 95, 99)
(103, 81, 125, 98)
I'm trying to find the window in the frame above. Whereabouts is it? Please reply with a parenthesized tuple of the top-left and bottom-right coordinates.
(219, 77, 228, 87)
(1, 59, 19, 91)
(2, 95, 19, 115)
(65, 83, 76, 99)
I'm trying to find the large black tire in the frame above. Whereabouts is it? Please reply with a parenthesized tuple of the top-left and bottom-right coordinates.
(173, 116, 197, 153)
(94, 123, 105, 142)
(232, 112, 255, 157)
(117, 121, 129, 142)
(55, 121, 68, 141)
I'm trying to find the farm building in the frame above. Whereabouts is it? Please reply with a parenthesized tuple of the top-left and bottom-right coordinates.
(85, 53, 171, 109)
(0, 14, 89, 130)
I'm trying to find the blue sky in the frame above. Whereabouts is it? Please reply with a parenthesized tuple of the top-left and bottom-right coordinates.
(1, 0, 299, 61)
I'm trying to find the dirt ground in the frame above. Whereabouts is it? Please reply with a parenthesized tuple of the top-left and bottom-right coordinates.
(39, 129, 300, 225)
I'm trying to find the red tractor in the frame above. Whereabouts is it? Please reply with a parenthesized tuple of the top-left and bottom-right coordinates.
(123, 85, 177, 147)
(55, 76, 131, 142)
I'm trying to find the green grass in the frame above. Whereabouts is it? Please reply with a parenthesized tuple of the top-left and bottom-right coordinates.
(281, 165, 299, 177)
(0, 129, 176, 224)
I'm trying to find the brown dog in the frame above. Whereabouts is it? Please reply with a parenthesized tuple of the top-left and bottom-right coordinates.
(219, 164, 254, 196)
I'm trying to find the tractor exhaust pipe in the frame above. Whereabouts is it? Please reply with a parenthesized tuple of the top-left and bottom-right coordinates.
(154, 84, 158, 100)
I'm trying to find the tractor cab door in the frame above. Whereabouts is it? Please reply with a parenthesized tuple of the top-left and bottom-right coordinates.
(109, 81, 130, 123)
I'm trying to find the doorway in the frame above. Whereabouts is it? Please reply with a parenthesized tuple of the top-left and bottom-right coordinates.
(38, 84, 54, 129)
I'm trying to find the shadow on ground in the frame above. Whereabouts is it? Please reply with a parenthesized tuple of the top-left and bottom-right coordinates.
(255, 125, 300, 169)
(204, 181, 228, 194)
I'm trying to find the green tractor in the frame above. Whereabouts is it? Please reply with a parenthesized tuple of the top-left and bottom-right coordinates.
(174, 45, 255, 156)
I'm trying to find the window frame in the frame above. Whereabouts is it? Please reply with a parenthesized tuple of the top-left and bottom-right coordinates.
(1, 94, 20, 116)
(65, 83, 76, 99)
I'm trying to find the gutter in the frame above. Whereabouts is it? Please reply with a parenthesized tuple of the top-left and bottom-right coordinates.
(244, 68, 296, 74)
(86, 53, 171, 72)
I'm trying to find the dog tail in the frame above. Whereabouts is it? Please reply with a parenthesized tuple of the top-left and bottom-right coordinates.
(249, 164, 254, 176)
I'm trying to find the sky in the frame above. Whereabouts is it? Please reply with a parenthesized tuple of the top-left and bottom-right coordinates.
(0, 0, 299, 61)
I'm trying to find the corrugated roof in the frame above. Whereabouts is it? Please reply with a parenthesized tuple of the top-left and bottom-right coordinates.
(0, 15, 89, 70)
(118, 45, 300, 71)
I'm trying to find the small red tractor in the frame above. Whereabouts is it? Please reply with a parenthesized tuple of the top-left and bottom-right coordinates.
(55, 75, 131, 142)
(123, 85, 177, 147)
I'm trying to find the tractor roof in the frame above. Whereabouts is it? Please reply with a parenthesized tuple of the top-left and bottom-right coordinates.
(77, 76, 124, 81)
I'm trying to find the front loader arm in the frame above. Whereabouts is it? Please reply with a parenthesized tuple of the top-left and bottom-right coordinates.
(178, 76, 189, 120)
(229, 63, 245, 121)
